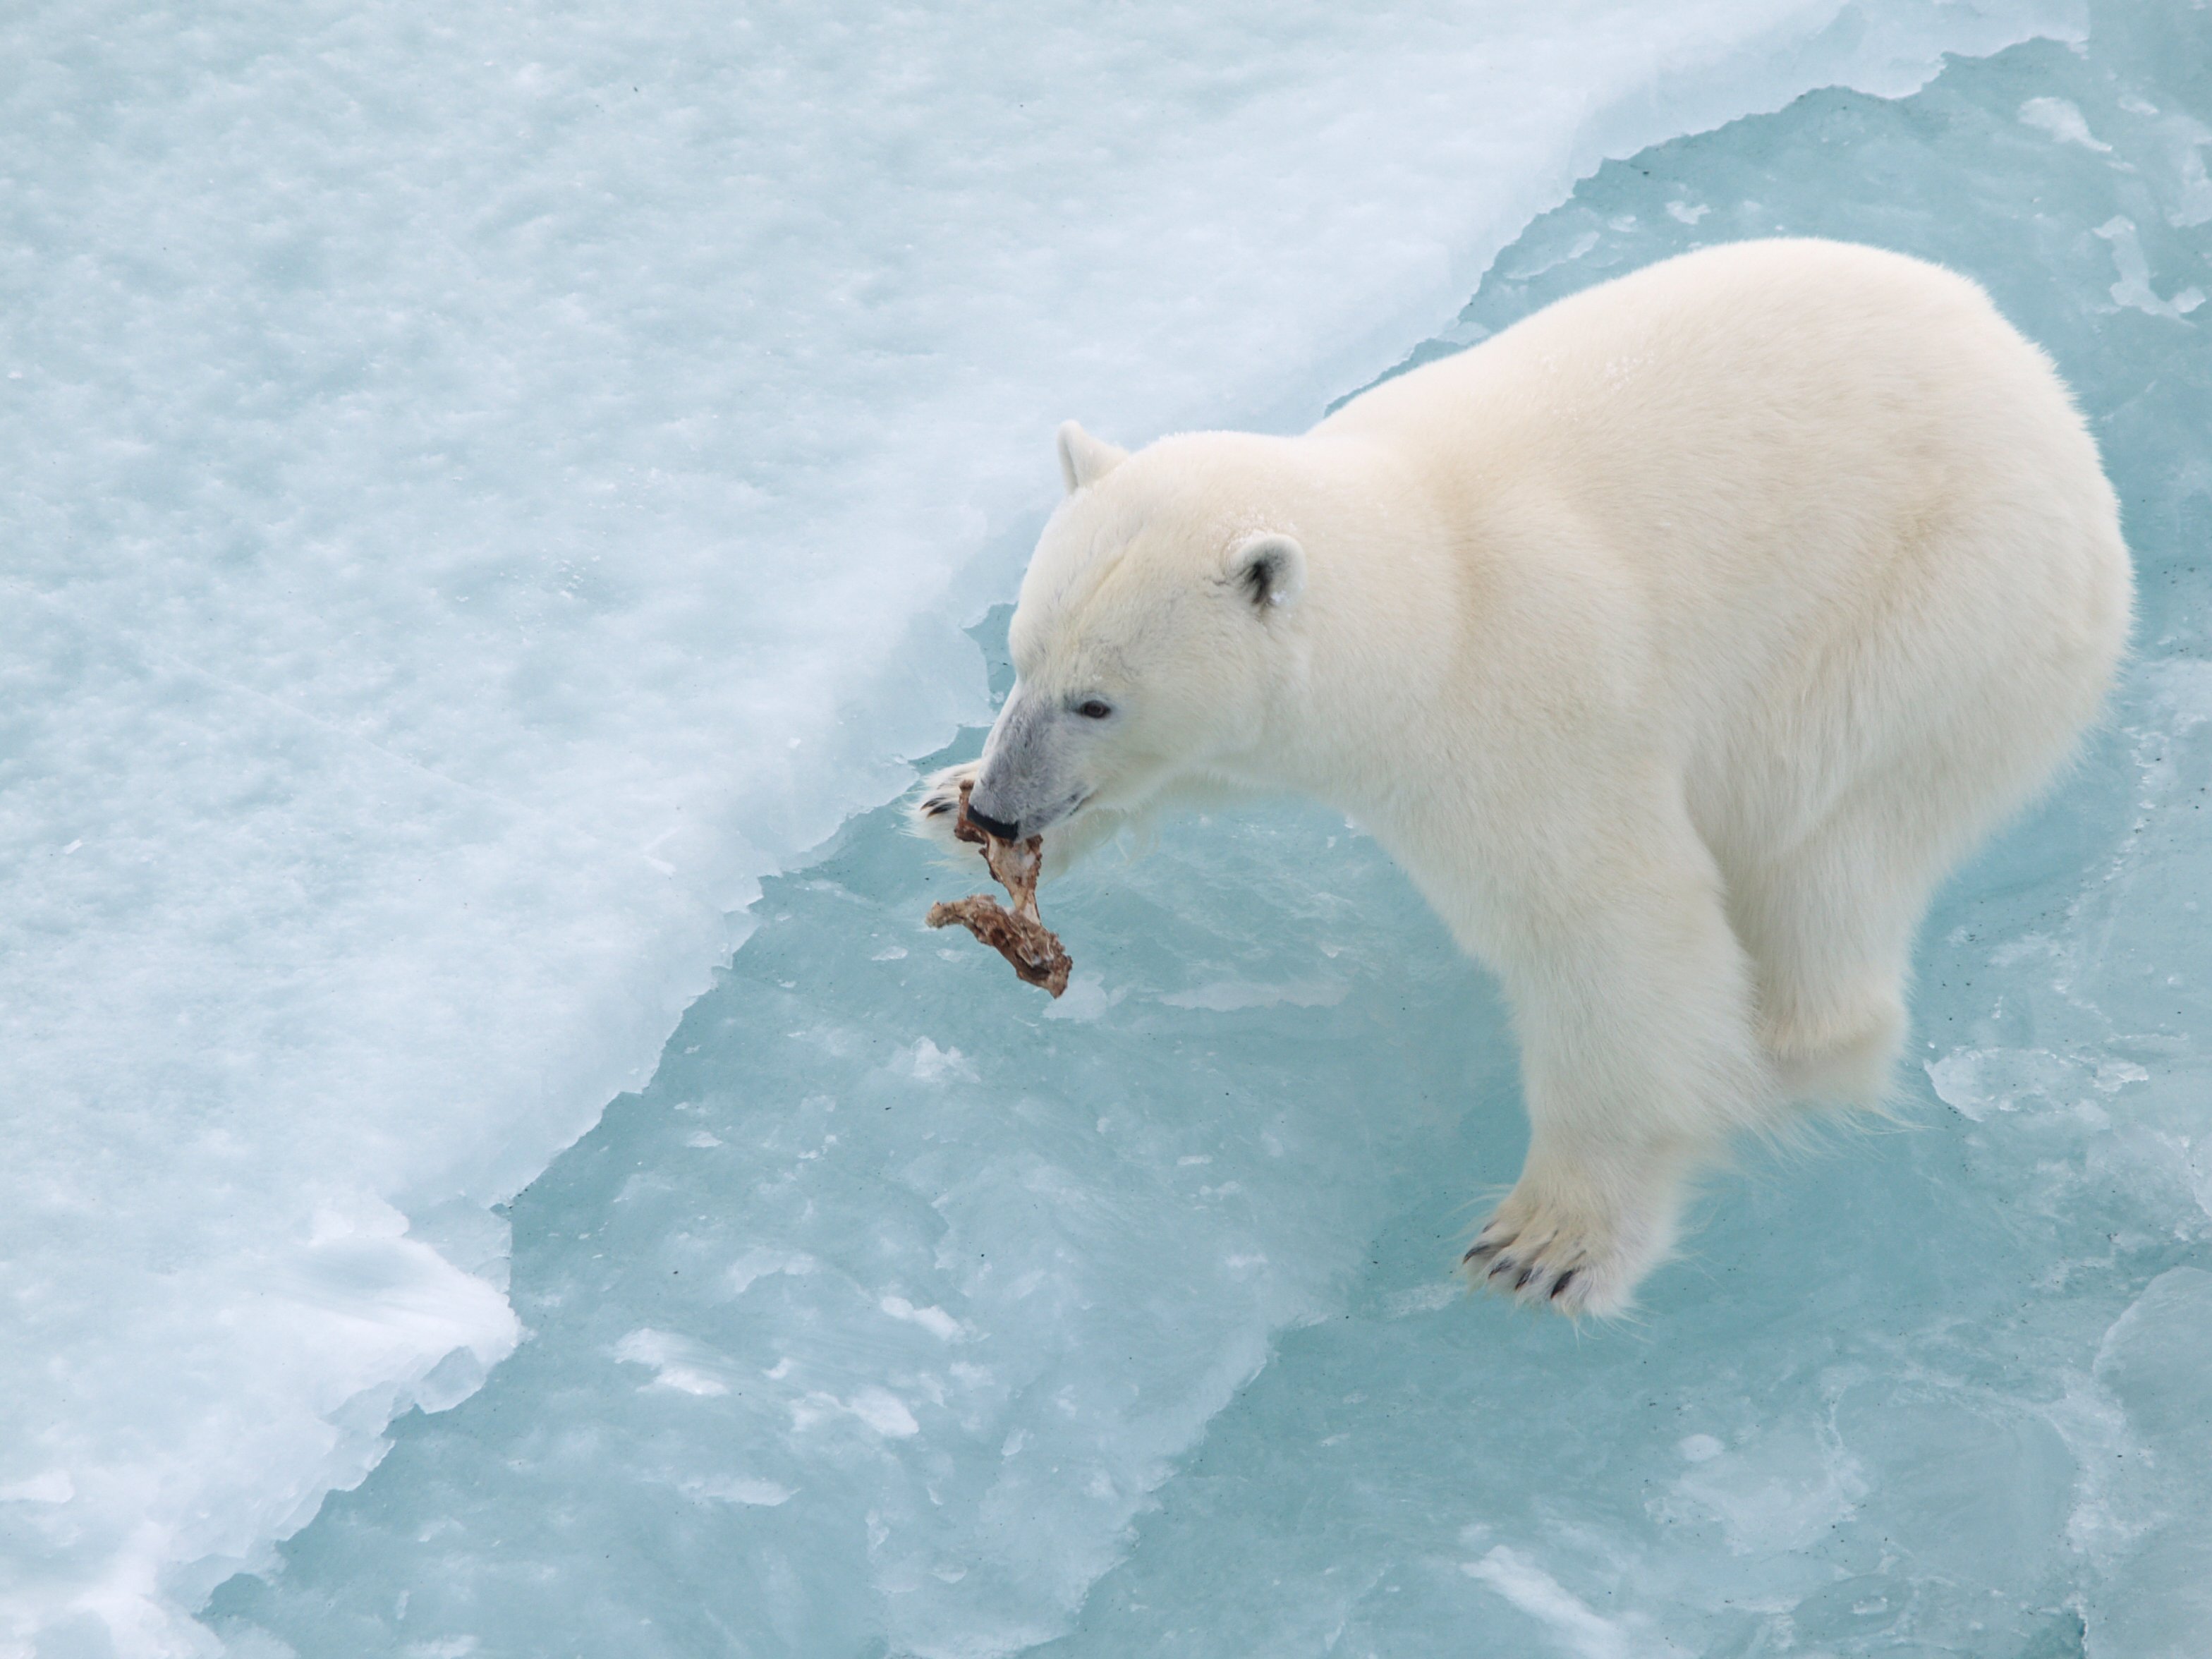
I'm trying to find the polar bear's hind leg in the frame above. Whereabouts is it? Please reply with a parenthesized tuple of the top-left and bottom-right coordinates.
(1730, 686, 2103, 1112)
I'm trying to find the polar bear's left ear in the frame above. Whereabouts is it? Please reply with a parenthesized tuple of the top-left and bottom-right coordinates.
(1057, 421, 1128, 494)
(1229, 533, 1306, 615)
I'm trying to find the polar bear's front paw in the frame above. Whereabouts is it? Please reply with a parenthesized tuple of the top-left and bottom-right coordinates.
(909, 761, 983, 854)
(1461, 1170, 1678, 1318)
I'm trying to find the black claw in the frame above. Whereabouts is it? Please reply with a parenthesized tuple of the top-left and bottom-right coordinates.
(1515, 1267, 1536, 1290)
(925, 799, 953, 815)
(1486, 1256, 1516, 1281)
(1550, 1270, 1576, 1301)
(1462, 1241, 1499, 1264)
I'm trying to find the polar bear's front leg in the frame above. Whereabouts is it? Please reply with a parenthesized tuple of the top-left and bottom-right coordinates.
(1456, 804, 1774, 1316)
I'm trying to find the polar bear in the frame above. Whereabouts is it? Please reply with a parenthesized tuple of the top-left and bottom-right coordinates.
(914, 240, 2130, 1315)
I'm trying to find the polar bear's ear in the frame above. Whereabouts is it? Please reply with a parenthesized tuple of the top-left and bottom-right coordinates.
(1057, 421, 1128, 494)
(1229, 533, 1306, 615)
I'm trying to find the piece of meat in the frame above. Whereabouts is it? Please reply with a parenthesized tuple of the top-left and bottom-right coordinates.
(924, 781, 1072, 997)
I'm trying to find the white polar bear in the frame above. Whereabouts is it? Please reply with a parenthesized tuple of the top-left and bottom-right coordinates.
(916, 239, 2131, 1315)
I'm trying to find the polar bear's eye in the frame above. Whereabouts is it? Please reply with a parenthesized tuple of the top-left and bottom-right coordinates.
(1074, 700, 1113, 720)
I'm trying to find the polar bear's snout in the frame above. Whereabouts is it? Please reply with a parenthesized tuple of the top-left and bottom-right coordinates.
(964, 801, 1021, 841)
(968, 765, 1087, 841)
(969, 687, 1090, 841)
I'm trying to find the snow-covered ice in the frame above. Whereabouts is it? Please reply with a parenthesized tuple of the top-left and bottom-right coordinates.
(14, 0, 2206, 1654)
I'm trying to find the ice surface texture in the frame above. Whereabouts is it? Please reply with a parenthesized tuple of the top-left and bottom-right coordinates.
(0, 0, 2121, 1653)
(202, 7, 2212, 1659)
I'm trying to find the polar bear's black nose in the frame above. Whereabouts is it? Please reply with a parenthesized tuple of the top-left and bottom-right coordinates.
(966, 803, 1021, 841)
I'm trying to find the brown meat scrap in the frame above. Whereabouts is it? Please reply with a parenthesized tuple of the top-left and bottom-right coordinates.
(925, 783, 1072, 997)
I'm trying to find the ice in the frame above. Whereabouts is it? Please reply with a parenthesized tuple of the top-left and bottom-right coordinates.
(201, 5, 2212, 1655)
(2079, 1270, 2212, 1657)
(200, 798, 1497, 1658)
(4, 0, 2173, 1653)
(2021, 93, 2115, 150)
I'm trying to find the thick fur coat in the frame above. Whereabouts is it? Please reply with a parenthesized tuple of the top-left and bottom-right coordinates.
(916, 240, 2132, 1315)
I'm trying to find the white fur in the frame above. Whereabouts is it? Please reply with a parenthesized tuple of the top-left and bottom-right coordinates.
(914, 240, 2132, 1315)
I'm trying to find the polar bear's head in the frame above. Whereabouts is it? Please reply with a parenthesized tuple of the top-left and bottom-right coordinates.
(963, 421, 1309, 844)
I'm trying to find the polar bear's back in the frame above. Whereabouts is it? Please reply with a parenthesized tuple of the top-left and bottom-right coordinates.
(1321, 238, 2130, 849)
(1320, 240, 2113, 620)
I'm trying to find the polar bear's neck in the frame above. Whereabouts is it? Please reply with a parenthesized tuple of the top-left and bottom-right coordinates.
(1238, 434, 1471, 820)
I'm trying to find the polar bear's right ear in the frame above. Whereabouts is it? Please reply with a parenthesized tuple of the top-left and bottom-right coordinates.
(1229, 533, 1306, 615)
(1057, 421, 1128, 494)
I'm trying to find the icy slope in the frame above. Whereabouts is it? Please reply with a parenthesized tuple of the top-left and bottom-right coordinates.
(1, 0, 2078, 1653)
